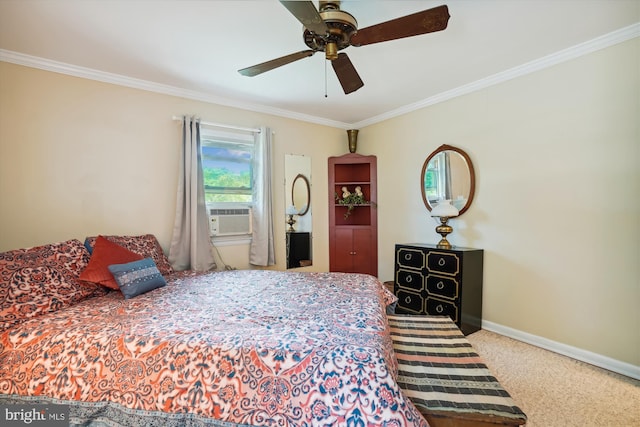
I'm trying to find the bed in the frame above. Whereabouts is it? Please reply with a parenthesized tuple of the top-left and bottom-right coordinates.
(0, 236, 428, 426)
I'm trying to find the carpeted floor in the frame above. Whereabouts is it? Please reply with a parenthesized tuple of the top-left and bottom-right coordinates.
(466, 330, 640, 427)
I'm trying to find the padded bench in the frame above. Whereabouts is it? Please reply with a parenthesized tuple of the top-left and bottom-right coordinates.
(388, 315, 527, 427)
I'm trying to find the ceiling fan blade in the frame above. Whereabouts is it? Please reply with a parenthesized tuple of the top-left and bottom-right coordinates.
(331, 53, 364, 94)
(280, 1, 328, 35)
(238, 50, 315, 77)
(350, 4, 450, 47)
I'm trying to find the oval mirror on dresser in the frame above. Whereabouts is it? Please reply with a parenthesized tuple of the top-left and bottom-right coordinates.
(420, 144, 476, 215)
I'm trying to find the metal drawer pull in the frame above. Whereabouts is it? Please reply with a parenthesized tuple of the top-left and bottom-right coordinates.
(406, 275, 412, 283)
(437, 281, 444, 290)
(436, 304, 444, 313)
(404, 253, 412, 261)
(438, 258, 445, 266)
(405, 296, 412, 304)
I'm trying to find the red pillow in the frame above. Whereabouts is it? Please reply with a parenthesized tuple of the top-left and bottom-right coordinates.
(79, 236, 143, 289)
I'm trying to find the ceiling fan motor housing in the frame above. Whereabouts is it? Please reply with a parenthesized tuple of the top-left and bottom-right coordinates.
(303, 1, 357, 59)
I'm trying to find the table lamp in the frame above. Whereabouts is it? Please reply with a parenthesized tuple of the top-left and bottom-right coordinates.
(286, 205, 297, 232)
(430, 200, 459, 248)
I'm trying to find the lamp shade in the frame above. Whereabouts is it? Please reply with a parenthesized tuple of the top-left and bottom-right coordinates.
(286, 205, 297, 215)
(431, 200, 459, 218)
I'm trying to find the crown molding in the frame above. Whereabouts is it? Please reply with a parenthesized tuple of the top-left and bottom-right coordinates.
(352, 22, 640, 129)
(1, 23, 638, 130)
(0, 49, 351, 130)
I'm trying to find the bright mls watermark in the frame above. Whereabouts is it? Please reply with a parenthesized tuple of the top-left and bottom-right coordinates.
(1, 404, 69, 426)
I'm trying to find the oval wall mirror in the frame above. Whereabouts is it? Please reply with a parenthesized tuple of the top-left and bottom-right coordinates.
(421, 144, 476, 216)
(292, 173, 310, 216)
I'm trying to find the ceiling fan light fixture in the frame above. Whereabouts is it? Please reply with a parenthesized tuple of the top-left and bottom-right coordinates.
(325, 42, 338, 60)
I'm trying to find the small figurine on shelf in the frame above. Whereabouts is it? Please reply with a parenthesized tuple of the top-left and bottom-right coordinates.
(342, 186, 351, 198)
(354, 186, 363, 197)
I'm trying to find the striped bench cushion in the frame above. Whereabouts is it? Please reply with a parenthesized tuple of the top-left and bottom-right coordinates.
(389, 315, 527, 426)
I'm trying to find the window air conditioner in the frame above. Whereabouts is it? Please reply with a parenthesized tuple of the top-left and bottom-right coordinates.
(209, 208, 252, 236)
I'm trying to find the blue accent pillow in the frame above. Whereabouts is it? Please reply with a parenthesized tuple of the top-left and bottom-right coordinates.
(83, 238, 94, 254)
(108, 258, 166, 299)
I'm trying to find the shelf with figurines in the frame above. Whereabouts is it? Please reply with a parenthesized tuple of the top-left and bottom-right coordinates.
(334, 185, 376, 223)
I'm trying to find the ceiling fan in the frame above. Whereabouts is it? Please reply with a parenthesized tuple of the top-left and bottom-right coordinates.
(238, 1, 450, 94)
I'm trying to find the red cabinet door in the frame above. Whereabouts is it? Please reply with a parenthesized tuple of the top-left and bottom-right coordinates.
(330, 228, 375, 276)
(331, 228, 354, 273)
(352, 228, 375, 276)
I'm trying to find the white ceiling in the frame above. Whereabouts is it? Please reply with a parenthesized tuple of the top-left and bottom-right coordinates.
(1, 0, 638, 128)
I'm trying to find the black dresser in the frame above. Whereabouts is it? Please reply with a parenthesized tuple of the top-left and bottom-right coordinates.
(394, 243, 483, 335)
(286, 232, 311, 269)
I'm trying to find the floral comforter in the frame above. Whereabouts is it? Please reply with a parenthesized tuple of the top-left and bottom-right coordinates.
(0, 270, 428, 427)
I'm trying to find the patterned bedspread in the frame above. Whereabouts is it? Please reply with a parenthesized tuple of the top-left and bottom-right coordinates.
(0, 270, 428, 427)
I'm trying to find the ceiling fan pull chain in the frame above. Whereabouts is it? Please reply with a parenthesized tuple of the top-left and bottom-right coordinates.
(325, 59, 328, 98)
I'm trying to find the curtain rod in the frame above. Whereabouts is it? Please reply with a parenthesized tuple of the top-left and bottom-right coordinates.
(172, 116, 260, 133)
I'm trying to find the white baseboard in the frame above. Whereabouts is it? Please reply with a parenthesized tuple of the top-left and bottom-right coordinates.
(482, 320, 640, 381)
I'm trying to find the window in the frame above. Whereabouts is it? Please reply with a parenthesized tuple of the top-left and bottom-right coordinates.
(424, 154, 442, 203)
(424, 152, 452, 204)
(201, 127, 255, 204)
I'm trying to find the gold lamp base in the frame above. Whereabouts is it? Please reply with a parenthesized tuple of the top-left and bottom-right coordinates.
(435, 217, 453, 249)
(286, 215, 296, 232)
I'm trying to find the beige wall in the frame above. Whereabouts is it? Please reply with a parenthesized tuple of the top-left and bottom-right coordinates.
(0, 37, 638, 367)
(0, 62, 346, 271)
(365, 38, 639, 366)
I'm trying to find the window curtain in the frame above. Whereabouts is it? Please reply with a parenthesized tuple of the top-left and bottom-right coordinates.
(249, 126, 275, 266)
(168, 116, 217, 271)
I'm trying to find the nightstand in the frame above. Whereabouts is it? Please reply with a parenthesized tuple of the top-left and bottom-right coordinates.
(383, 280, 394, 294)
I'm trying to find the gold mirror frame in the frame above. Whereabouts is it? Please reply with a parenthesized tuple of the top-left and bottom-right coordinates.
(421, 144, 476, 216)
(291, 173, 311, 216)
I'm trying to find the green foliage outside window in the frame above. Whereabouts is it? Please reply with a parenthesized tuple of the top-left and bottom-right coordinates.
(203, 167, 252, 203)
(201, 141, 253, 203)
(424, 168, 438, 200)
